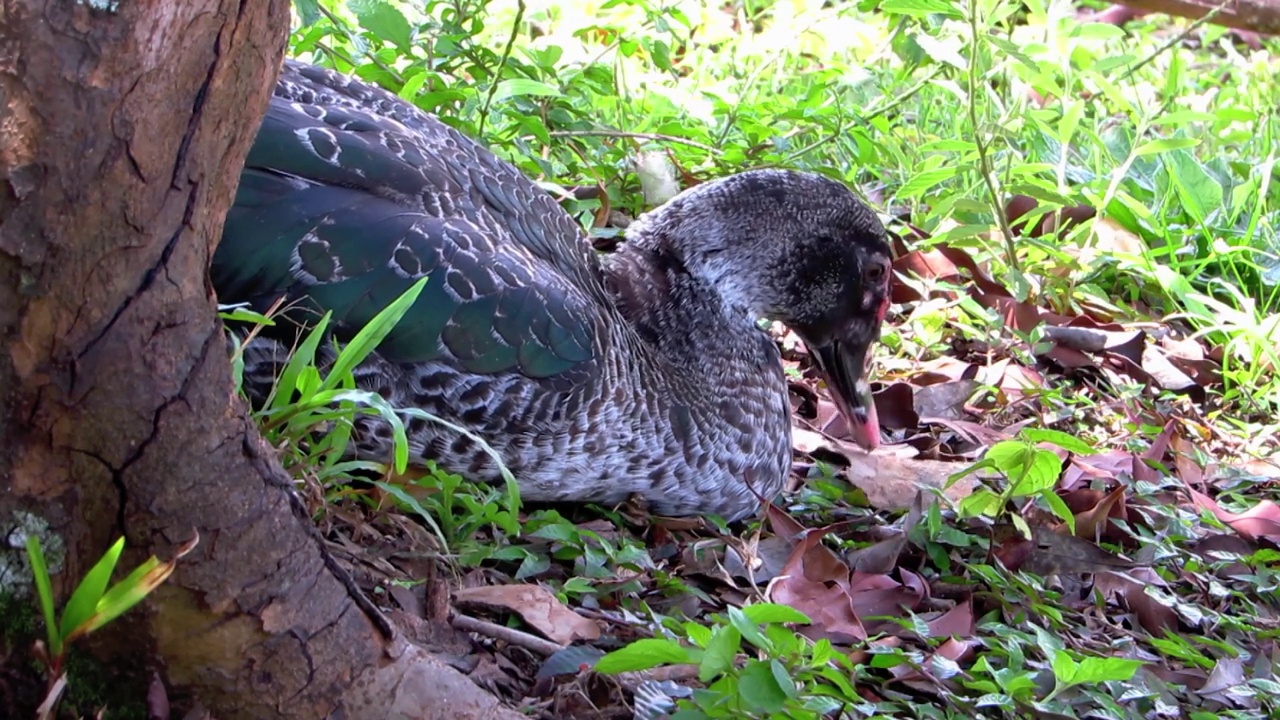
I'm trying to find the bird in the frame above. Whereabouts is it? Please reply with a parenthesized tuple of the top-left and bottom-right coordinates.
(212, 60, 892, 522)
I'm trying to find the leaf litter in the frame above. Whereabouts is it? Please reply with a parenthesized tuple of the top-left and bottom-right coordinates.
(295, 133, 1280, 720)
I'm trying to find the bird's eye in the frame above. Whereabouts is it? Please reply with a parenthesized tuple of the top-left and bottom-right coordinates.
(863, 262, 886, 284)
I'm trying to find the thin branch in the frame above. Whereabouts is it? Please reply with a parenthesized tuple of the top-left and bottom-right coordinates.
(478, 0, 526, 137)
(547, 129, 721, 154)
(967, 0, 1021, 273)
(1118, 0, 1233, 84)
(450, 613, 562, 656)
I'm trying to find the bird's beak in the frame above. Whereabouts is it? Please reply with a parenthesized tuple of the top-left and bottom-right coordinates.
(808, 334, 880, 451)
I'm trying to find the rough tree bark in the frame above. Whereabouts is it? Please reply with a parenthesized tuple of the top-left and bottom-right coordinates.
(0, 2, 522, 718)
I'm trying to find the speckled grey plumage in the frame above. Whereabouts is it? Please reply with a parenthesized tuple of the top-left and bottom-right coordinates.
(217, 60, 891, 522)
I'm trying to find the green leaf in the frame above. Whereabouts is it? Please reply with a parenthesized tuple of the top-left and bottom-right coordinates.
(699, 626, 740, 682)
(323, 276, 428, 394)
(737, 659, 789, 714)
(683, 622, 712, 648)
(1072, 656, 1143, 684)
(1043, 490, 1076, 533)
(1134, 137, 1200, 156)
(268, 311, 331, 412)
(1163, 150, 1224, 224)
(958, 489, 1002, 518)
(374, 481, 450, 555)
(293, 0, 322, 27)
(727, 606, 773, 652)
(879, 0, 964, 18)
(740, 603, 811, 626)
(80, 555, 171, 638)
(490, 79, 563, 104)
(595, 638, 693, 674)
(59, 537, 125, 642)
(1009, 448, 1062, 496)
(348, 0, 414, 52)
(24, 536, 61, 657)
(1020, 428, 1096, 455)
(898, 166, 958, 198)
(1051, 652, 1079, 685)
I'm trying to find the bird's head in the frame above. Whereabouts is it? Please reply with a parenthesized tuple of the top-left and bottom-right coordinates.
(627, 169, 892, 450)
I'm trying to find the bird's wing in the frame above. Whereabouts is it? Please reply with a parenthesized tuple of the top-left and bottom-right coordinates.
(212, 61, 604, 379)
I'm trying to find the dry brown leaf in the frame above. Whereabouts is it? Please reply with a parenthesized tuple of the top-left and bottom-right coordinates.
(1187, 488, 1280, 544)
(453, 584, 601, 645)
(1094, 568, 1179, 635)
(843, 453, 979, 510)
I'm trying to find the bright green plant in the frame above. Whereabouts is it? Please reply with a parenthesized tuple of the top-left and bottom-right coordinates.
(224, 277, 524, 551)
(25, 534, 194, 720)
(951, 428, 1096, 535)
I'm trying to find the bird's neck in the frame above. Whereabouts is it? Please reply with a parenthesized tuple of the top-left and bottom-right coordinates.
(603, 244, 779, 381)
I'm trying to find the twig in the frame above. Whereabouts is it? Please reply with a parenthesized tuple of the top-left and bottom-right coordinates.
(451, 612, 562, 656)
(966, 1, 1022, 273)
(478, 0, 526, 136)
(548, 129, 720, 154)
(1118, 0, 1233, 84)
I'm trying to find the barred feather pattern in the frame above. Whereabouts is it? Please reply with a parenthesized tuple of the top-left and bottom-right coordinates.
(221, 61, 889, 521)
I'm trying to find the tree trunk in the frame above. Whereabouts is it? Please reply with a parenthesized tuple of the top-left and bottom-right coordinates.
(0, 2, 522, 718)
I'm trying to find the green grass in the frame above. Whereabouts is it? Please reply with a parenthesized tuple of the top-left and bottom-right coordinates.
(254, 0, 1280, 717)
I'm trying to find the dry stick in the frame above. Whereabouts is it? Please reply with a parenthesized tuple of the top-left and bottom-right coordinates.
(479, 0, 527, 137)
(967, 3, 1022, 274)
(451, 613, 563, 656)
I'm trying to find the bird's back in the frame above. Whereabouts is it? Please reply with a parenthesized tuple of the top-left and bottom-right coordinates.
(214, 61, 795, 520)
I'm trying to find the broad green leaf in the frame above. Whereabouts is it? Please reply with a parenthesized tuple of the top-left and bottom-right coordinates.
(60, 537, 125, 642)
(683, 622, 712, 648)
(740, 603, 811, 626)
(1051, 651, 1079, 685)
(349, 0, 414, 52)
(595, 638, 693, 673)
(771, 658, 798, 699)
(490, 79, 563, 104)
(699, 626, 740, 682)
(958, 489, 1002, 518)
(727, 606, 773, 652)
(1020, 428, 1096, 455)
(1009, 448, 1064, 496)
(398, 70, 428, 101)
(1043, 490, 1076, 533)
(293, 0, 321, 26)
(737, 659, 789, 714)
(1163, 150, 1224, 224)
(879, 0, 964, 18)
(1134, 137, 1200, 156)
(898, 166, 958, 199)
(1072, 656, 1144, 683)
